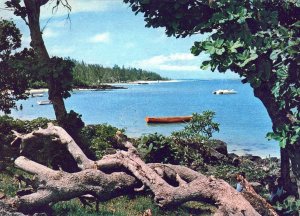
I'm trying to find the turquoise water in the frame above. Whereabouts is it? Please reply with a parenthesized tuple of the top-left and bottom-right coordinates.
(10, 80, 279, 157)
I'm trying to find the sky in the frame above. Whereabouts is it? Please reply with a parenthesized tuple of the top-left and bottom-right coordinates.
(0, 0, 240, 79)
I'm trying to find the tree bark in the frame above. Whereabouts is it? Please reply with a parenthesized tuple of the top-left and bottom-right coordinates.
(7, 124, 280, 215)
(287, 143, 300, 197)
(23, 0, 67, 123)
(253, 82, 297, 195)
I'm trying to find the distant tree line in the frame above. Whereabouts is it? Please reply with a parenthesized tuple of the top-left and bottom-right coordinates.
(72, 60, 167, 86)
(30, 60, 168, 88)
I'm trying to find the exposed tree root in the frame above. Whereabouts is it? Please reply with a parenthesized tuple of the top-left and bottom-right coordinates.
(6, 123, 278, 215)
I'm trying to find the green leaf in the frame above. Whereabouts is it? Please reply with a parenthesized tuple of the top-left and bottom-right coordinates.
(229, 40, 243, 53)
(207, 46, 216, 54)
(276, 67, 288, 79)
(270, 50, 281, 61)
(293, 21, 300, 28)
(202, 41, 213, 50)
(215, 39, 224, 48)
(148, 143, 153, 151)
(216, 47, 225, 55)
(280, 138, 287, 148)
(239, 53, 258, 67)
(201, 61, 210, 70)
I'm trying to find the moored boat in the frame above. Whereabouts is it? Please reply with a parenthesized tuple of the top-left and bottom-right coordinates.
(213, 89, 237, 95)
(37, 100, 52, 105)
(145, 116, 192, 124)
(31, 93, 44, 97)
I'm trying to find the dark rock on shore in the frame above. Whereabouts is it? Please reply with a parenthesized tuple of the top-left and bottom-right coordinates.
(75, 84, 127, 90)
(206, 139, 228, 156)
(241, 154, 263, 163)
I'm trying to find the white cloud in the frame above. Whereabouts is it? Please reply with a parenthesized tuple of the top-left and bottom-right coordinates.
(133, 53, 202, 71)
(89, 32, 110, 43)
(42, 28, 59, 38)
(48, 46, 75, 56)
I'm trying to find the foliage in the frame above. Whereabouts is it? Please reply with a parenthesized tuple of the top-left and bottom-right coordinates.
(0, 18, 35, 114)
(172, 111, 219, 141)
(137, 133, 174, 163)
(47, 57, 75, 99)
(267, 117, 300, 148)
(124, 0, 300, 147)
(80, 124, 124, 159)
(137, 111, 219, 168)
(72, 60, 168, 86)
(60, 110, 84, 136)
(28, 80, 48, 89)
(0, 116, 51, 163)
(0, 115, 50, 140)
(275, 196, 300, 216)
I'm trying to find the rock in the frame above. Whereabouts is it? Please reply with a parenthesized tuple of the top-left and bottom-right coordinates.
(207, 148, 227, 162)
(243, 154, 262, 163)
(232, 157, 241, 167)
(228, 153, 238, 160)
(207, 139, 228, 156)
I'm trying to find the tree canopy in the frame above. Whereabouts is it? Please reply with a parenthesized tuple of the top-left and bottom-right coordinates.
(125, 0, 300, 195)
(0, 18, 34, 113)
(72, 61, 167, 86)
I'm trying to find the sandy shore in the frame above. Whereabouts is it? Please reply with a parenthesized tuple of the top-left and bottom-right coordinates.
(27, 89, 48, 94)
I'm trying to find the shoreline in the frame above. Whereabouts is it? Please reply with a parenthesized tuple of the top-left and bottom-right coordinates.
(26, 80, 178, 93)
(3, 113, 278, 159)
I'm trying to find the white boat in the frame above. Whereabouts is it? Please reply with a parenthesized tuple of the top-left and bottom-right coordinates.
(37, 100, 52, 105)
(31, 93, 44, 97)
(213, 89, 237, 95)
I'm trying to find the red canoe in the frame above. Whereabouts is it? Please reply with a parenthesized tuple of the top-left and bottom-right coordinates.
(145, 116, 192, 124)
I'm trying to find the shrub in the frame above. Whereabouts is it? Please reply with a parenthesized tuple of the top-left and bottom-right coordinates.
(137, 133, 174, 163)
(0, 116, 51, 160)
(137, 111, 220, 169)
(137, 133, 206, 169)
(275, 196, 300, 216)
(80, 124, 124, 159)
(171, 111, 219, 142)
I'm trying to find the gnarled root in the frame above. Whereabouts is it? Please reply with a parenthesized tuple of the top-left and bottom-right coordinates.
(8, 123, 277, 215)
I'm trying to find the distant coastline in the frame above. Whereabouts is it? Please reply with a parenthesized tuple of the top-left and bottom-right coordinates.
(28, 80, 183, 94)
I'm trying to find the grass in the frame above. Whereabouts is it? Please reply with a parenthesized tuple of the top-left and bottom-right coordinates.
(0, 165, 29, 196)
(52, 196, 215, 216)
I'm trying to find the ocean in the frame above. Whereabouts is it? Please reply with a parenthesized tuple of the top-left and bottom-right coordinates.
(10, 79, 279, 157)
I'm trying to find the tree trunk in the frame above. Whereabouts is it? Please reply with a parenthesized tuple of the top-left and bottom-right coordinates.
(287, 143, 300, 197)
(253, 82, 298, 195)
(280, 147, 292, 194)
(7, 124, 280, 215)
(24, 0, 67, 123)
